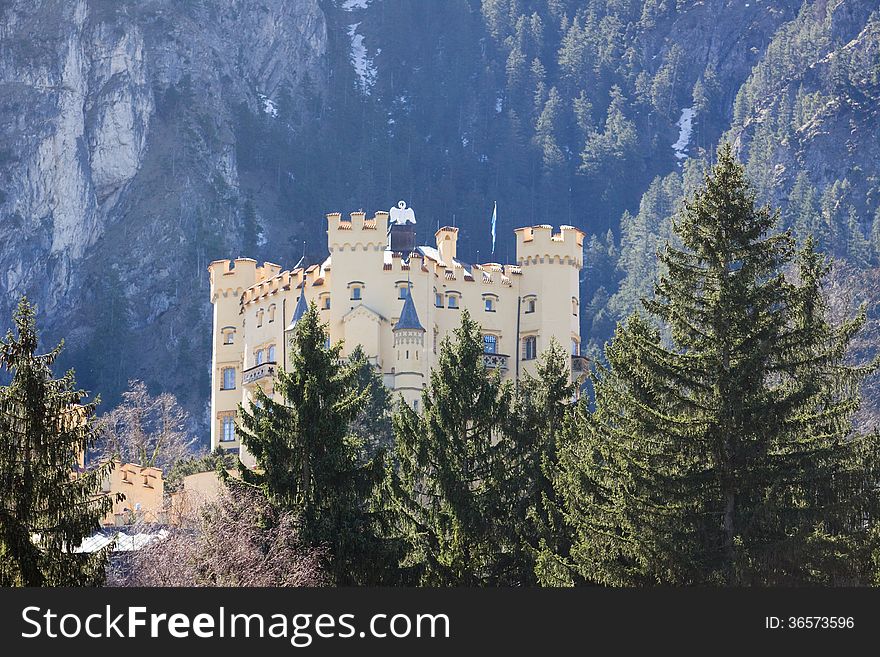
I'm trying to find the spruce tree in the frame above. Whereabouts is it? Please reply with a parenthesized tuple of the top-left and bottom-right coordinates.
(507, 340, 577, 586)
(386, 310, 514, 585)
(557, 145, 880, 586)
(236, 303, 393, 585)
(0, 298, 116, 586)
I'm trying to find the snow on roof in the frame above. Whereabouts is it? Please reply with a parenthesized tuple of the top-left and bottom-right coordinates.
(73, 529, 170, 553)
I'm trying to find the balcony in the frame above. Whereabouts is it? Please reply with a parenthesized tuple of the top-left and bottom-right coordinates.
(483, 352, 509, 371)
(571, 355, 589, 377)
(242, 361, 277, 386)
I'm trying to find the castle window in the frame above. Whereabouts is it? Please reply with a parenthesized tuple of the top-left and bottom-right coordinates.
(268, 304, 276, 323)
(257, 309, 264, 328)
(413, 399, 419, 413)
(322, 294, 331, 310)
(256, 349, 265, 365)
(435, 292, 443, 307)
(222, 416, 235, 443)
(522, 336, 537, 361)
(348, 281, 365, 301)
(571, 339, 580, 356)
(223, 328, 235, 344)
(268, 344, 276, 362)
(447, 295, 459, 309)
(524, 297, 536, 314)
(221, 367, 236, 390)
(572, 297, 578, 316)
(483, 334, 497, 354)
(398, 284, 410, 300)
(483, 294, 498, 312)
(324, 337, 332, 350)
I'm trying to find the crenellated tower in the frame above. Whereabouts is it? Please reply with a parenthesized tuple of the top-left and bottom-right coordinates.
(207, 257, 281, 452)
(514, 224, 585, 377)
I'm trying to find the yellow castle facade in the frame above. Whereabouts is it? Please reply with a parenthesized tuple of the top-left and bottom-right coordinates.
(208, 202, 586, 465)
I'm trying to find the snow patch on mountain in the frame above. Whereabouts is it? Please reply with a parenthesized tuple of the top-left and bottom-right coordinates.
(672, 107, 695, 161)
(348, 22, 377, 94)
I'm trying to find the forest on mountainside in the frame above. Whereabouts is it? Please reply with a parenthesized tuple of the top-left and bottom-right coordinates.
(0, 0, 878, 436)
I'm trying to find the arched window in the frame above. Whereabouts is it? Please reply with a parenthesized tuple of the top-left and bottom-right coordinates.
(572, 297, 578, 316)
(256, 349, 265, 365)
(221, 367, 236, 390)
(268, 344, 276, 362)
(447, 293, 460, 309)
(348, 281, 365, 300)
(268, 304, 276, 323)
(483, 334, 497, 354)
(483, 294, 498, 312)
(524, 296, 536, 314)
(257, 309, 264, 327)
(223, 328, 235, 344)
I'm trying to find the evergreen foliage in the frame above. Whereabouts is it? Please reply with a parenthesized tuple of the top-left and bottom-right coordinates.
(506, 340, 577, 586)
(0, 298, 117, 587)
(386, 310, 515, 585)
(236, 303, 395, 585)
(556, 145, 880, 585)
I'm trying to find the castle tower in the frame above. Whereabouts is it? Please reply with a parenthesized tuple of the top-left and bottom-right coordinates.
(513, 224, 585, 380)
(392, 286, 426, 410)
(207, 258, 258, 452)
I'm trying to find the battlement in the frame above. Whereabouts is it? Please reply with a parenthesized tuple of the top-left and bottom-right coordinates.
(514, 224, 584, 268)
(328, 211, 389, 253)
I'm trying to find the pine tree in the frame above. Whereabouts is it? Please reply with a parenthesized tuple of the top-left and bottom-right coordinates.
(0, 298, 116, 586)
(237, 303, 393, 585)
(557, 145, 880, 586)
(386, 310, 514, 585)
(507, 340, 577, 586)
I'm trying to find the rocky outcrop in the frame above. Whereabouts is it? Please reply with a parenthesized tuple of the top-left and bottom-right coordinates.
(0, 0, 327, 427)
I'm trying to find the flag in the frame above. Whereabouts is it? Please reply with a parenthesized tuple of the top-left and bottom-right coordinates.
(491, 201, 497, 255)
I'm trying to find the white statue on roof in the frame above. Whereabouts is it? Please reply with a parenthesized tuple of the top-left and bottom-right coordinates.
(389, 200, 416, 225)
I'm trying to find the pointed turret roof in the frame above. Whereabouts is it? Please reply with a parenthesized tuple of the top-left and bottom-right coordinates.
(394, 290, 424, 332)
(286, 288, 308, 331)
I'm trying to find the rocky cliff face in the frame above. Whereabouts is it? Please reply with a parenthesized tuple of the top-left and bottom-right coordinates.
(0, 0, 327, 426)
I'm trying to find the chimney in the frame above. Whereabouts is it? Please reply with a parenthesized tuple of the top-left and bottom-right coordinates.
(435, 226, 458, 265)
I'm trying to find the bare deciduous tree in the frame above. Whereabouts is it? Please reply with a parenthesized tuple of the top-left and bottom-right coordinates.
(109, 484, 327, 587)
(97, 380, 198, 469)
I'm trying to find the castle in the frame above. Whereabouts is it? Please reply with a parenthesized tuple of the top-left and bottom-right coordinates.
(208, 202, 586, 466)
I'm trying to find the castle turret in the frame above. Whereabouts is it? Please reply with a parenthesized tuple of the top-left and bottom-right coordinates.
(435, 226, 458, 265)
(392, 287, 426, 409)
(207, 258, 260, 453)
(513, 224, 585, 380)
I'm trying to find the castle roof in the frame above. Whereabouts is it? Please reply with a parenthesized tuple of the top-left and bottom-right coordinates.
(286, 288, 309, 331)
(394, 290, 424, 332)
